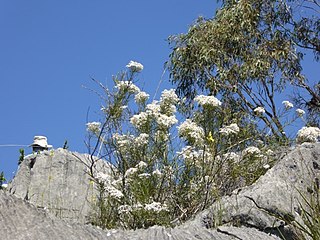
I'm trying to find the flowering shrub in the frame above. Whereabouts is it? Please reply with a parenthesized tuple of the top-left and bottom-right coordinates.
(85, 61, 315, 230)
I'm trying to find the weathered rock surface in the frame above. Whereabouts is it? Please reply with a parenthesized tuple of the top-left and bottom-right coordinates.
(195, 143, 320, 239)
(8, 148, 111, 223)
(0, 190, 280, 239)
(1, 143, 319, 239)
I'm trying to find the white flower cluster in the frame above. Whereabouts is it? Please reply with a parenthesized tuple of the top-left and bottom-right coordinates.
(282, 100, 294, 109)
(86, 122, 101, 134)
(146, 101, 161, 117)
(135, 133, 149, 147)
(136, 161, 148, 169)
(219, 123, 240, 136)
(96, 172, 110, 182)
(116, 81, 140, 93)
(222, 152, 240, 162)
(159, 89, 178, 116)
(95, 171, 123, 199)
(194, 95, 221, 107)
(125, 167, 138, 178)
(134, 91, 150, 104)
(156, 114, 178, 128)
(138, 173, 151, 178)
(242, 146, 261, 156)
(105, 185, 124, 199)
(130, 112, 149, 129)
(126, 60, 144, 72)
(131, 93, 178, 129)
(118, 205, 132, 214)
(296, 126, 320, 143)
(112, 132, 149, 155)
(144, 201, 168, 213)
(177, 119, 205, 146)
(296, 109, 305, 117)
(254, 107, 265, 115)
(265, 149, 274, 156)
(112, 133, 132, 149)
(152, 169, 162, 177)
(178, 146, 213, 165)
(118, 201, 168, 214)
(160, 89, 179, 105)
(154, 130, 170, 142)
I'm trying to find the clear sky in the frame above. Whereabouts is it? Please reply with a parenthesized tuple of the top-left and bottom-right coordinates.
(0, 1, 318, 182)
(0, 1, 219, 180)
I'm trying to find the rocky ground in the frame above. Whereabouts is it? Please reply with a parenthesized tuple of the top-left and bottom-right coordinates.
(1, 143, 319, 239)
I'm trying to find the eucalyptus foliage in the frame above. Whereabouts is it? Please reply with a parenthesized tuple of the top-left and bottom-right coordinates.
(168, 0, 320, 138)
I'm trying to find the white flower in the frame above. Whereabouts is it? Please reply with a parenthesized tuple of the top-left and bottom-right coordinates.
(263, 164, 270, 169)
(146, 101, 161, 117)
(177, 119, 205, 146)
(96, 172, 110, 183)
(154, 130, 170, 142)
(265, 149, 274, 156)
(106, 186, 123, 199)
(124, 167, 138, 177)
(296, 126, 320, 143)
(1, 184, 7, 189)
(254, 107, 265, 115)
(118, 205, 132, 214)
(136, 161, 148, 169)
(296, 109, 305, 117)
(126, 60, 143, 72)
(242, 146, 261, 156)
(178, 146, 213, 165)
(135, 91, 150, 104)
(156, 114, 178, 128)
(219, 123, 240, 135)
(133, 203, 143, 210)
(138, 173, 151, 178)
(194, 95, 221, 107)
(282, 101, 294, 109)
(144, 202, 168, 212)
(116, 81, 140, 93)
(152, 169, 162, 177)
(222, 152, 240, 162)
(130, 112, 149, 128)
(86, 122, 101, 133)
(135, 133, 149, 146)
(160, 89, 179, 105)
(112, 133, 132, 148)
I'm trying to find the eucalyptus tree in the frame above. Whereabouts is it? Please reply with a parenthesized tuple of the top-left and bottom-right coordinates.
(168, 0, 320, 140)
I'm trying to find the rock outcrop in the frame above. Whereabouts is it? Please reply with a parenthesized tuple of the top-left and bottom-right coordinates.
(1, 143, 319, 239)
(0, 190, 280, 239)
(8, 148, 111, 223)
(195, 142, 320, 239)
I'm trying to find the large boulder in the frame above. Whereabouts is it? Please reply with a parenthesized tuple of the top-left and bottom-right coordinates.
(8, 148, 111, 224)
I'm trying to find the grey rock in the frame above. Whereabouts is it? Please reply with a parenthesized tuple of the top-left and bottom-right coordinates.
(2, 143, 319, 239)
(196, 142, 320, 239)
(8, 148, 111, 224)
(0, 190, 280, 239)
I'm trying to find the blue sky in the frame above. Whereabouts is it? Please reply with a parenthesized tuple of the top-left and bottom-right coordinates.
(0, 1, 218, 180)
(0, 1, 318, 182)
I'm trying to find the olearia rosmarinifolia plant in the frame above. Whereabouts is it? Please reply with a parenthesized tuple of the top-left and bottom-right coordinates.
(85, 61, 320, 230)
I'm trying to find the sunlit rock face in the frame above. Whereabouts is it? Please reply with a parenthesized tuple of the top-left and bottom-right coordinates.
(8, 148, 111, 224)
